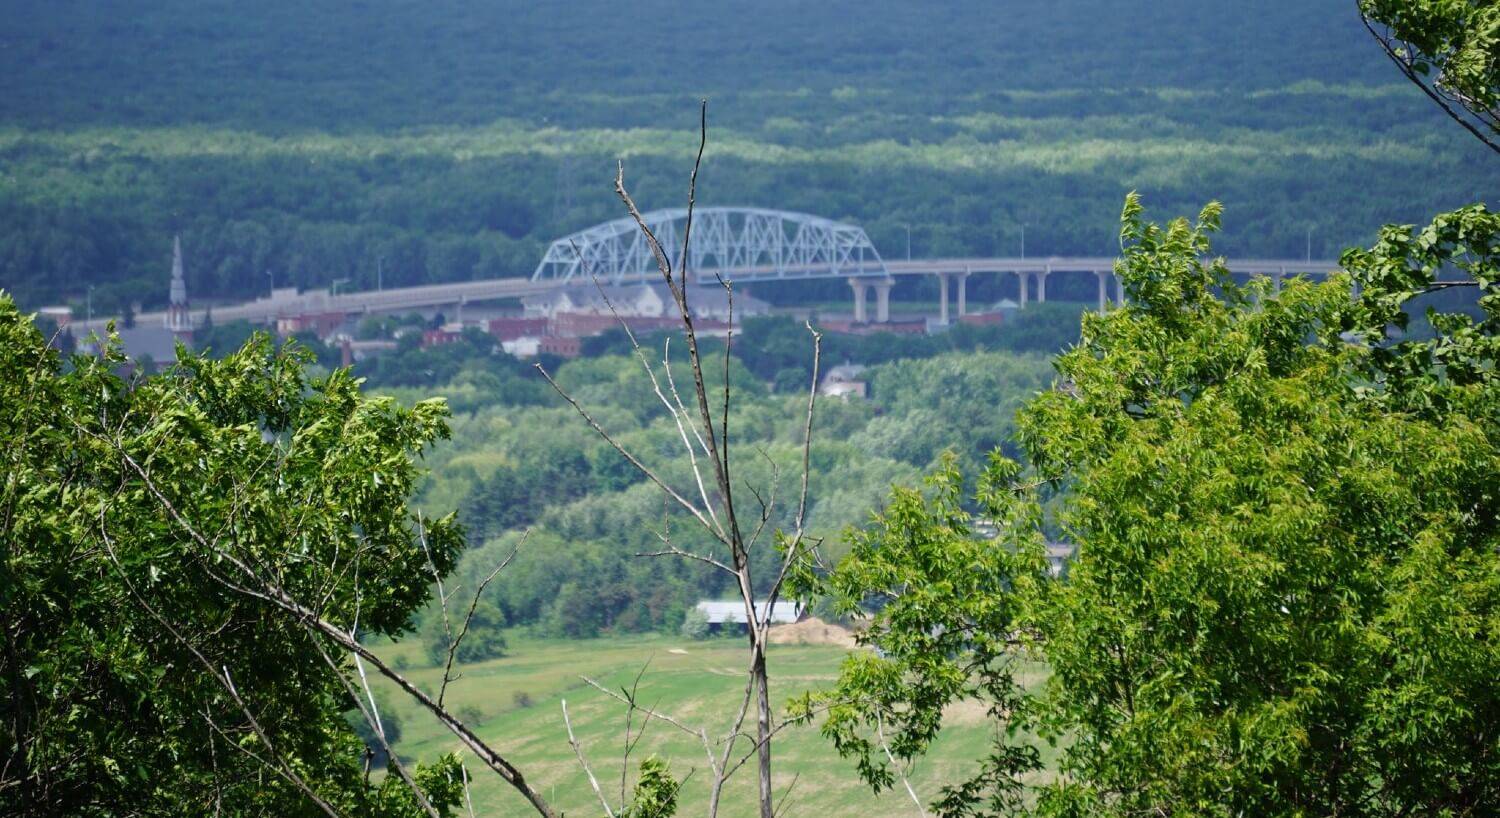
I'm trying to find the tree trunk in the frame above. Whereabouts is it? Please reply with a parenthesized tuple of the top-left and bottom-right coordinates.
(754, 646, 773, 818)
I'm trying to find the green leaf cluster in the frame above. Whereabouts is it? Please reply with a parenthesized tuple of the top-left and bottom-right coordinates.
(809, 197, 1500, 816)
(0, 298, 464, 816)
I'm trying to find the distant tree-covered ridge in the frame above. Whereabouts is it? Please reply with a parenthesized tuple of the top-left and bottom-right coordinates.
(1, 0, 1491, 312)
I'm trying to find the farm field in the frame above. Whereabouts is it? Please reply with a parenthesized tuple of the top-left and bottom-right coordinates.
(375, 633, 1054, 816)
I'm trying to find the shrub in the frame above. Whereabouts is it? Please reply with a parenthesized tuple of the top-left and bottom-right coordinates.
(679, 608, 710, 640)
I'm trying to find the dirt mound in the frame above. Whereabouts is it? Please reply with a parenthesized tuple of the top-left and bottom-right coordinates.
(766, 616, 859, 648)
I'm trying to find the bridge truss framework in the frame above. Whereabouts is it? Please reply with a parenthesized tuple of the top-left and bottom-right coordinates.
(532, 207, 889, 285)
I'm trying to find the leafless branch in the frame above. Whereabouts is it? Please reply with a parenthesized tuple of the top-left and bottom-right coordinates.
(309, 638, 441, 818)
(771, 771, 801, 818)
(618, 662, 656, 807)
(103, 442, 560, 818)
(563, 699, 616, 817)
(635, 546, 736, 575)
(558, 103, 821, 818)
(440, 531, 528, 706)
(535, 363, 722, 542)
(579, 257, 727, 541)
(878, 715, 927, 817)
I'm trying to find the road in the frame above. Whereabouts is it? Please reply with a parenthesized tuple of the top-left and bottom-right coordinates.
(71, 257, 1340, 334)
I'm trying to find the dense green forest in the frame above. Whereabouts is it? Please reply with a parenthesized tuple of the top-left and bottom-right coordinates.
(2, 0, 1493, 315)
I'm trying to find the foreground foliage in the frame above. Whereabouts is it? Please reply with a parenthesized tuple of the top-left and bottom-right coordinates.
(809, 198, 1500, 816)
(0, 305, 464, 815)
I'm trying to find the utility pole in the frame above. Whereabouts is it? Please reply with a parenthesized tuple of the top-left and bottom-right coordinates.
(266, 269, 274, 296)
(1306, 226, 1312, 263)
(904, 224, 912, 261)
(86, 284, 93, 324)
(377, 256, 384, 291)
(1020, 224, 1026, 260)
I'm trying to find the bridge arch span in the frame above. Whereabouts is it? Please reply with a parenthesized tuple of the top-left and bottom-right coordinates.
(532, 207, 888, 285)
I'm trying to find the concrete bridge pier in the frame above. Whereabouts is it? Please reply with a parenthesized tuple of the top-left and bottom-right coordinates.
(1115, 272, 1125, 305)
(1096, 271, 1110, 310)
(957, 269, 969, 317)
(938, 273, 950, 324)
(1016, 271, 1028, 308)
(873, 279, 893, 323)
(1037, 269, 1048, 303)
(849, 278, 870, 323)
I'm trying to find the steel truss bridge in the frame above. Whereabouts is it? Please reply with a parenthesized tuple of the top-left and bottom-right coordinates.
(78, 208, 1342, 335)
(533, 207, 888, 284)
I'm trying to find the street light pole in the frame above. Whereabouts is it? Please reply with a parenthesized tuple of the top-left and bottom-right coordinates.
(86, 284, 93, 324)
(905, 224, 911, 261)
(1020, 224, 1026, 260)
(1306, 226, 1312, 263)
(377, 256, 384, 291)
(266, 269, 274, 296)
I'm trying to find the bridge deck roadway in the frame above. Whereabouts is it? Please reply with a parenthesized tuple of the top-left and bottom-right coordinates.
(72, 257, 1340, 335)
(677, 257, 1340, 283)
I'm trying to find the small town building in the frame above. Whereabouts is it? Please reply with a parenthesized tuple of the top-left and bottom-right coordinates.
(1045, 543, 1076, 577)
(537, 335, 583, 358)
(486, 316, 549, 342)
(86, 236, 193, 367)
(971, 516, 1076, 577)
(37, 306, 72, 328)
(819, 363, 868, 399)
(338, 337, 399, 366)
(276, 311, 346, 338)
(501, 336, 542, 358)
(523, 283, 769, 324)
(422, 323, 472, 347)
(549, 312, 680, 339)
(957, 311, 1005, 327)
(816, 317, 926, 336)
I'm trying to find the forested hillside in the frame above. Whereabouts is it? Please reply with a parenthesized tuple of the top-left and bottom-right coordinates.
(384, 328, 1062, 642)
(2, 0, 1492, 313)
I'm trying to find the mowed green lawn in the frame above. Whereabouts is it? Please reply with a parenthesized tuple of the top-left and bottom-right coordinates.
(375, 634, 1054, 816)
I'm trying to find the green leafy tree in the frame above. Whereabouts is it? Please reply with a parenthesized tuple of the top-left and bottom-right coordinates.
(424, 599, 509, 666)
(807, 197, 1500, 816)
(347, 690, 403, 768)
(622, 757, 681, 818)
(793, 455, 1046, 815)
(0, 301, 506, 816)
(1360, 0, 1500, 152)
(1021, 197, 1499, 816)
(679, 607, 711, 640)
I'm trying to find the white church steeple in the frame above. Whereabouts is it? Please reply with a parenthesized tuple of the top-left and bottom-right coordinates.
(165, 235, 193, 336)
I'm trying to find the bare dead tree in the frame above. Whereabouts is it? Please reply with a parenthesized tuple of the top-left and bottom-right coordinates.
(536, 101, 824, 818)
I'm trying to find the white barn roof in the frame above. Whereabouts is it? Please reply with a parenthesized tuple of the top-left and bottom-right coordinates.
(695, 600, 800, 625)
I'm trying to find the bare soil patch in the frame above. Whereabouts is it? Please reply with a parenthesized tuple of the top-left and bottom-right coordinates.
(766, 617, 859, 648)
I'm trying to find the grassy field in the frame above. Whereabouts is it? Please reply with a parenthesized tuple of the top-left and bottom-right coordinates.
(376, 633, 1052, 816)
